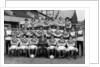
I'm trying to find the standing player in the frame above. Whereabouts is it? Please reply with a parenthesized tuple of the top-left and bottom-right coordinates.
(53, 26, 62, 38)
(65, 17, 72, 31)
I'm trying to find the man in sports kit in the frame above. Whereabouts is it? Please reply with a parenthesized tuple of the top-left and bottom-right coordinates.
(29, 35, 39, 58)
(36, 26, 44, 38)
(9, 35, 20, 56)
(62, 28, 70, 39)
(56, 36, 67, 58)
(23, 19, 31, 30)
(19, 35, 29, 56)
(53, 26, 62, 38)
(26, 30, 32, 38)
(30, 18, 36, 29)
(47, 35, 57, 58)
(66, 37, 78, 59)
(65, 17, 72, 31)
(45, 27, 53, 39)
(77, 27, 84, 56)
(23, 28, 28, 37)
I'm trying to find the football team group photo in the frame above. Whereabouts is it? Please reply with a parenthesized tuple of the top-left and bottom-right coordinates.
(4, 10, 85, 64)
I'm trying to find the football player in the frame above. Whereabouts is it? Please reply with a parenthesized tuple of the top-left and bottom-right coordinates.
(47, 35, 57, 58)
(65, 17, 72, 31)
(66, 37, 78, 59)
(29, 35, 39, 58)
(56, 36, 67, 58)
(36, 26, 44, 38)
(8, 35, 19, 56)
(53, 26, 62, 38)
(19, 35, 29, 56)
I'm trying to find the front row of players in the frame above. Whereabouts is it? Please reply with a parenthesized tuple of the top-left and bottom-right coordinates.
(8, 34, 78, 59)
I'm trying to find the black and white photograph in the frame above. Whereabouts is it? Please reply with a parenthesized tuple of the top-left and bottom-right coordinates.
(3, 9, 86, 64)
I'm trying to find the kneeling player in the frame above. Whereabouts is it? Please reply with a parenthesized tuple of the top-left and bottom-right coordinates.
(56, 36, 67, 58)
(29, 36, 38, 58)
(47, 35, 57, 59)
(8, 35, 19, 56)
(66, 37, 78, 59)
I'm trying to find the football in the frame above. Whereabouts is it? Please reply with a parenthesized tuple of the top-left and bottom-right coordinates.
(49, 55, 54, 59)
(30, 54, 35, 58)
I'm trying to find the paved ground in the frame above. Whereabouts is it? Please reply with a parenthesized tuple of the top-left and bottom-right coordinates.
(4, 55, 85, 64)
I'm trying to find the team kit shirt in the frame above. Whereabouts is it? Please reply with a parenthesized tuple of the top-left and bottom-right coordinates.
(65, 21, 72, 28)
(62, 31, 69, 39)
(57, 39, 67, 51)
(19, 37, 29, 49)
(36, 30, 44, 37)
(9, 37, 19, 50)
(53, 29, 62, 38)
(30, 38, 39, 45)
(26, 31, 32, 37)
(24, 22, 31, 28)
(67, 39, 78, 52)
(29, 37, 39, 49)
(45, 29, 53, 38)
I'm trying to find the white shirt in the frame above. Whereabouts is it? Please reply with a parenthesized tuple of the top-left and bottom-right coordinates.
(77, 36, 84, 41)
(20, 21, 25, 25)
(6, 30, 12, 35)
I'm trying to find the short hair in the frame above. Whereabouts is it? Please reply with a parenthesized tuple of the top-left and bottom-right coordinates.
(25, 18, 28, 21)
(65, 17, 70, 21)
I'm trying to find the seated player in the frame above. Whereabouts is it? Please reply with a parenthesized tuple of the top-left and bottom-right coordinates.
(47, 35, 57, 59)
(56, 36, 67, 58)
(36, 26, 44, 38)
(66, 37, 78, 59)
(37, 35, 48, 57)
(8, 35, 19, 56)
(19, 35, 29, 56)
(29, 35, 39, 58)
